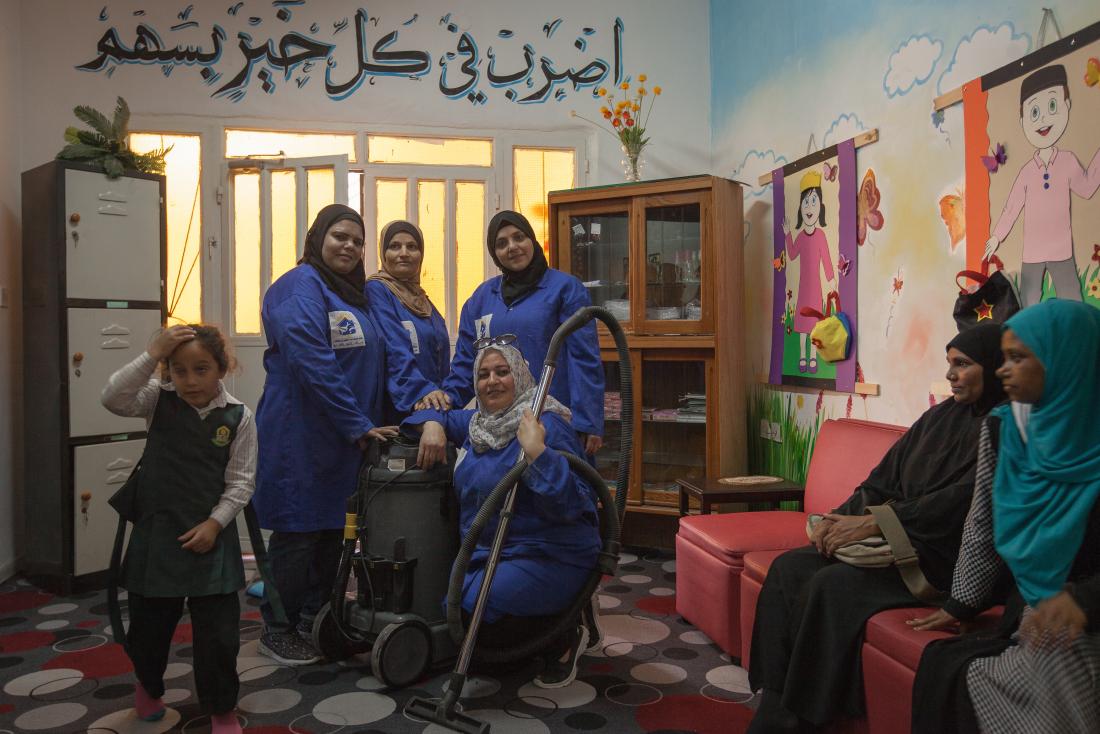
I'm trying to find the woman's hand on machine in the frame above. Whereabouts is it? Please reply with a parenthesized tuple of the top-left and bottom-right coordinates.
(517, 409, 546, 461)
(415, 390, 453, 412)
(178, 517, 222, 554)
(357, 426, 399, 450)
(416, 421, 447, 469)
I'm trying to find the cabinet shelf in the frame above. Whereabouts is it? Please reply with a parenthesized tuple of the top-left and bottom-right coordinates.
(550, 176, 747, 513)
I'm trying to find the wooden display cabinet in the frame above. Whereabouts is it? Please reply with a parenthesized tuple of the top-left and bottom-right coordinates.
(550, 176, 746, 516)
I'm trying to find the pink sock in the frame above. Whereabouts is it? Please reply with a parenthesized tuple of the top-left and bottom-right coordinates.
(134, 684, 165, 721)
(210, 712, 242, 734)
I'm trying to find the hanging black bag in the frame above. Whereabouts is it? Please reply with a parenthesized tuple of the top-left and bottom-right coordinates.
(953, 255, 1020, 331)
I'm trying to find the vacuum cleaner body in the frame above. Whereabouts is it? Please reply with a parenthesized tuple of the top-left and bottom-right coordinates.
(314, 435, 460, 687)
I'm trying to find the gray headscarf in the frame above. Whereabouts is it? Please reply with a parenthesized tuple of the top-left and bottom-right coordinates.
(467, 343, 571, 453)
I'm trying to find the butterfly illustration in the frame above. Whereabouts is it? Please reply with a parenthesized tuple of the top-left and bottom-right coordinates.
(857, 169, 884, 245)
(837, 253, 851, 277)
(939, 189, 966, 251)
(772, 250, 786, 272)
(1086, 57, 1100, 87)
(822, 161, 837, 182)
(931, 109, 945, 128)
(981, 143, 1007, 173)
(1092, 243, 1099, 263)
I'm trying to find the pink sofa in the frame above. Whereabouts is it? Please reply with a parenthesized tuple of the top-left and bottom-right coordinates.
(677, 417, 1000, 733)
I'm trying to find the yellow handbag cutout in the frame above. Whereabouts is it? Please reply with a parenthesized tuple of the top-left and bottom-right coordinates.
(799, 291, 852, 362)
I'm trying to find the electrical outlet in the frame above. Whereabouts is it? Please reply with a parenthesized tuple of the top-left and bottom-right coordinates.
(759, 420, 783, 443)
(759, 419, 771, 439)
(769, 421, 782, 443)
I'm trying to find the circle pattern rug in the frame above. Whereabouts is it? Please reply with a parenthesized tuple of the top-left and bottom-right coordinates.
(0, 552, 756, 732)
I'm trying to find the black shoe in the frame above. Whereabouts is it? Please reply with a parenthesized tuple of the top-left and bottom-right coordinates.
(581, 595, 603, 652)
(258, 630, 321, 666)
(533, 625, 589, 689)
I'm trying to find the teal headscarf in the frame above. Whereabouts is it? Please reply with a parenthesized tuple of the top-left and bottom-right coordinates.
(991, 300, 1100, 606)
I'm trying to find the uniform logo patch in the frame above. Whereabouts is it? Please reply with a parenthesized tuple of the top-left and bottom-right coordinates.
(474, 314, 493, 340)
(212, 425, 232, 447)
(329, 311, 366, 349)
(401, 320, 421, 354)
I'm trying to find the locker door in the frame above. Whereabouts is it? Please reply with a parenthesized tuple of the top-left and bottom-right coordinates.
(73, 439, 144, 576)
(67, 308, 162, 437)
(65, 169, 162, 301)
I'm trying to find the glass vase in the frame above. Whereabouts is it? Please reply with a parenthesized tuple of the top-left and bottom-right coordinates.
(620, 143, 644, 182)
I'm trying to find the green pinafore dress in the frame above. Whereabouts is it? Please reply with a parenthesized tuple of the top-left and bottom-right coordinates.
(113, 391, 246, 597)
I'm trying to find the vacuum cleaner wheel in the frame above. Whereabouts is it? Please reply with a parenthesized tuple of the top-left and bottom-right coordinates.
(371, 620, 432, 688)
(312, 602, 370, 661)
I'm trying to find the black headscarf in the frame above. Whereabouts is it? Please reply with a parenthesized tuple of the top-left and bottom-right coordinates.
(832, 322, 1008, 590)
(298, 204, 367, 309)
(946, 321, 1007, 416)
(487, 210, 549, 306)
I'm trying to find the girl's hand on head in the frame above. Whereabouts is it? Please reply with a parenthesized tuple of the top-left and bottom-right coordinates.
(1021, 591, 1087, 646)
(417, 421, 447, 469)
(148, 325, 196, 361)
(517, 409, 546, 461)
(178, 518, 222, 554)
(907, 608, 959, 633)
(417, 390, 453, 412)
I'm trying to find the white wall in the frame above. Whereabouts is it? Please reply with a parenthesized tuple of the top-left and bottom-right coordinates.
(0, 0, 22, 581)
(18, 0, 711, 179)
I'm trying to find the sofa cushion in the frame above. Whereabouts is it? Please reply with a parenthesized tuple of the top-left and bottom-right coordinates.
(742, 549, 791, 584)
(864, 606, 1006, 671)
(804, 419, 907, 515)
(677, 512, 810, 562)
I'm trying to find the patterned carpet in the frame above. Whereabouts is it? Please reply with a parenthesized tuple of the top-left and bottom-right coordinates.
(0, 551, 756, 733)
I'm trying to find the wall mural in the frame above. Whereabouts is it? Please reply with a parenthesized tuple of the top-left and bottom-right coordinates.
(962, 19, 1100, 309)
(77, 3, 626, 105)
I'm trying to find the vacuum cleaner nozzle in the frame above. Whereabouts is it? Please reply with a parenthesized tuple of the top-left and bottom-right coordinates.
(404, 672, 491, 734)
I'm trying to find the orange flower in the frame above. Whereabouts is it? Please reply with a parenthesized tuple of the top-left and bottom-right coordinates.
(654, 86, 662, 95)
(601, 109, 612, 119)
(632, 103, 640, 112)
(612, 118, 622, 127)
(598, 87, 607, 96)
(638, 74, 647, 82)
(638, 87, 647, 96)
(626, 118, 635, 127)
(620, 82, 629, 90)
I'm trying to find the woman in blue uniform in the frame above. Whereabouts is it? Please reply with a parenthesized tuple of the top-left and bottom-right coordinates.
(367, 220, 451, 420)
(409, 339, 600, 688)
(253, 204, 397, 665)
(441, 211, 604, 454)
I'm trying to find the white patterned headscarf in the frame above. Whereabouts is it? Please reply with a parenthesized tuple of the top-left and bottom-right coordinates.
(467, 343, 571, 453)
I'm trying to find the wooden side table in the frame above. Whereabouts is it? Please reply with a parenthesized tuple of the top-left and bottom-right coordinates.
(677, 477, 804, 516)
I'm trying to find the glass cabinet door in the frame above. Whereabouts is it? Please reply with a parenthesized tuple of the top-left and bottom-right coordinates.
(640, 192, 709, 333)
(558, 204, 631, 327)
(639, 355, 709, 508)
(594, 353, 639, 505)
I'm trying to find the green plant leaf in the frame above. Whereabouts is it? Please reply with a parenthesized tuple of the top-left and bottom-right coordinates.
(64, 127, 82, 144)
(102, 155, 124, 179)
(73, 105, 114, 136)
(74, 130, 109, 148)
(111, 97, 130, 141)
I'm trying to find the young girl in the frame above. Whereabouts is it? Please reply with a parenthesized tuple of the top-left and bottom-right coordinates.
(783, 170, 836, 374)
(101, 324, 254, 734)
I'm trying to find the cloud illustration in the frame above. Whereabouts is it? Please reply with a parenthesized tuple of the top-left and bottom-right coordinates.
(731, 149, 788, 197)
(938, 22, 1030, 94)
(822, 113, 866, 148)
(883, 34, 943, 98)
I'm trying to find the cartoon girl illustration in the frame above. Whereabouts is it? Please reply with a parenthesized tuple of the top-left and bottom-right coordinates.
(783, 170, 836, 374)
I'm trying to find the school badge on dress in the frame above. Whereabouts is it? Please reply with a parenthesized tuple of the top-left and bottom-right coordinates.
(211, 425, 232, 447)
(328, 310, 367, 349)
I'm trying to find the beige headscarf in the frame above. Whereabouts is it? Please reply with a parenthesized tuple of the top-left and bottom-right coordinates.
(468, 343, 571, 453)
(367, 220, 434, 318)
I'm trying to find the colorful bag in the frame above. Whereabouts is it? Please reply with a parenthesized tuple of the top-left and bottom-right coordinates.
(800, 291, 852, 362)
(953, 255, 1020, 332)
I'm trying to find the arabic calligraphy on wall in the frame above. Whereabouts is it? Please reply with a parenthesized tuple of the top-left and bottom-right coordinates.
(77, 3, 626, 105)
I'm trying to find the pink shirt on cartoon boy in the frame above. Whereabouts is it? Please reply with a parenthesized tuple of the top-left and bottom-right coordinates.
(786, 227, 834, 333)
(991, 147, 1100, 263)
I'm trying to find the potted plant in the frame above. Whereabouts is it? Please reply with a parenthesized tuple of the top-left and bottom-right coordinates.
(56, 97, 170, 178)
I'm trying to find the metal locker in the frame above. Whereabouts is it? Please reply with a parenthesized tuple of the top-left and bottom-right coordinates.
(72, 439, 144, 576)
(66, 308, 161, 437)
(64, 169, 162, 302)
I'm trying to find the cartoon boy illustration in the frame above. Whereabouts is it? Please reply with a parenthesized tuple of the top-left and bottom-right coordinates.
(985, 64, 1100, 305)
(783, 170, 836, 373)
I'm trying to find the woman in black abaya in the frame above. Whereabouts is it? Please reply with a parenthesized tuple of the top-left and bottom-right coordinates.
(746, 322, 1007, 733)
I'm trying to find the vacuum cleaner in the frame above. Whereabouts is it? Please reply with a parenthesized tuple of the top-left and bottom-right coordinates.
(310, 435, 460, 688)
(405, 305, 633, 733)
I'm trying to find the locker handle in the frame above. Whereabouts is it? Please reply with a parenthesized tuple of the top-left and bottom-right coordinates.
(106, 472, 129, 485)
(106, 457, 135, 471)
(98, 203, 128, 216)
(100, 323, 132, 336)
(98, 190, 128, 203)
(100, 337, 130, 349)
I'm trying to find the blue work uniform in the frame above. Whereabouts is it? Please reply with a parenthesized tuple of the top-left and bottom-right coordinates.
(441, 269, 605, 436)
(254, 264, 386, 532)
(403, 409, 601, 622)
(366, 279, 450, 423)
